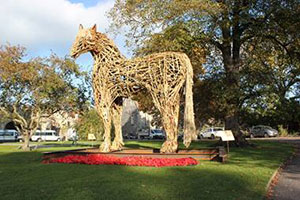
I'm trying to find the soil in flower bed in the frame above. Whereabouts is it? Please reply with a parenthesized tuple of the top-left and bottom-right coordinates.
(43, 154, 198, 167)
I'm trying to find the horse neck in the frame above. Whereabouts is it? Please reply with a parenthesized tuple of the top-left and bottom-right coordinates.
(90, 33, 124, 65)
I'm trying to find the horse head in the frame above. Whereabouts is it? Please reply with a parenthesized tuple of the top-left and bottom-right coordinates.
(70, 24, 97, 59)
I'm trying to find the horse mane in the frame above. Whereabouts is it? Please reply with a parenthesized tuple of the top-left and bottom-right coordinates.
(94, 32, 124, 59)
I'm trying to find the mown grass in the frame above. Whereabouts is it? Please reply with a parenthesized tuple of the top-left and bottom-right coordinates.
(0, 140, 294, 200)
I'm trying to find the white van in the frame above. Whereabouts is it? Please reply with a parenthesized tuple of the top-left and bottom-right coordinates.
(31, 130, 61, 142)
(0, 129, 19, 142)
(199, 127, 225, 139)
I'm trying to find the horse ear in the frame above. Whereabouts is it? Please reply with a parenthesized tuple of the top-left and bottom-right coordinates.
(92, 24, 97, 32)
(79, 24, 83, 30)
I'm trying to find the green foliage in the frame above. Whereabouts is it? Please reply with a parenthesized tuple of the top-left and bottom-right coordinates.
(278, 125, 288, 137)
(74, 108, 104, 140)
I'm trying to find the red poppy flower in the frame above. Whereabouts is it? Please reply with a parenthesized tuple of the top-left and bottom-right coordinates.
(43, 154, 198, 167)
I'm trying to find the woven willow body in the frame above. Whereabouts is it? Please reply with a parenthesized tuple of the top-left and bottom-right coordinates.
(70, 25, 196, 153)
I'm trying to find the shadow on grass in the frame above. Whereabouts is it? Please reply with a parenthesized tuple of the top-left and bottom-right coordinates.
(0, 151, 263, 200)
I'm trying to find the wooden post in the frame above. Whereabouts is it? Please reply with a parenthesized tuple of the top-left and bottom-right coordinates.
(227, 141, 229, 153)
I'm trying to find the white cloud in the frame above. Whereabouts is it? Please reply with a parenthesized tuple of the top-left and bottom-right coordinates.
(0, 0, 117, 58)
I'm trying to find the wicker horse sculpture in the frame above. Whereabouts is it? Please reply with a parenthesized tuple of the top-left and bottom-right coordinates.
(70, 24, 196, 153)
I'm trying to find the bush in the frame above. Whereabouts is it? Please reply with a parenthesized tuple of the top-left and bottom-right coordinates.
(278, 125, 288, 137)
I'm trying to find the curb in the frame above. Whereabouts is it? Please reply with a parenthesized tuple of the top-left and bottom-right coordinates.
(266, 166, 281, 192)
(266, 165, 283, 199)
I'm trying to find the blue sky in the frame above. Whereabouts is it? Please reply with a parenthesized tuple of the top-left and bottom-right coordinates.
(0, 0, 130, 70)
(69, 0, 101, 7)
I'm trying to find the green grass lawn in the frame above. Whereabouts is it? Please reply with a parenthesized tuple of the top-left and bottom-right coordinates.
(0, 140, 294, 200)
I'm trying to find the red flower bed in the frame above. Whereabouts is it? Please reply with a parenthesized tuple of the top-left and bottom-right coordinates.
(43, 154, 198, 167)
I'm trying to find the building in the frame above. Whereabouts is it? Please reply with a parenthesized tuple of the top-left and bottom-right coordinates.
(121, 99, 154, 137)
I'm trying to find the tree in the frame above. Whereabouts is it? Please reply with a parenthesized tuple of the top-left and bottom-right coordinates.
(74, 108, 104, 140)
(238, 1, 300, 131)
(108, 0, 300, 145)
(0, 45, 89, 150)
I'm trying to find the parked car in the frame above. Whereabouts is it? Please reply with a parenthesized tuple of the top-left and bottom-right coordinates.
(198, 127, 225, 139)
(249, 125, 278, 138)
(17, 134, 24, 142)
(31, 130, 61, 142)
(123, 133, 137, 140)
(137, 129, 150, 140)
(149, 129, 165, 140)
(0, 129, 19, 142)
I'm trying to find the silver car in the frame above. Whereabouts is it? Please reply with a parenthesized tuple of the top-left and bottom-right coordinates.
(250, 125, 278, 138)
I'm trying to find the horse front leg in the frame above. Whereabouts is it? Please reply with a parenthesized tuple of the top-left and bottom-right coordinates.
(160, 95, 180, 153)
(99, 105, 112, 152)
(111, 103, 124, 151)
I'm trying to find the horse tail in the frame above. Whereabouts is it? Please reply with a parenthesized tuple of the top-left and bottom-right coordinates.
(182, 54, 196, 148)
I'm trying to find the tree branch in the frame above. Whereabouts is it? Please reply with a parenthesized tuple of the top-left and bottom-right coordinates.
(0, 107, 9, 116)
(12, 104, 27, 127)
(265, 35, 292, 58)
(209, 39, 223, 51)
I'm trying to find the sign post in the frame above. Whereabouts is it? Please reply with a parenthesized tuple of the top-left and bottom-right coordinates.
(218, 130, 235, 154)
(227, 141, 229, 153)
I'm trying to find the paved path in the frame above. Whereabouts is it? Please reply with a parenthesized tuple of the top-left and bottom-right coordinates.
(271, 137, 300, 200)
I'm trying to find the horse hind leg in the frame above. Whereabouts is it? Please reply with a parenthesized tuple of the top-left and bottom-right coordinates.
(111, 103, 124, 151)
(160, 95, 180, 153)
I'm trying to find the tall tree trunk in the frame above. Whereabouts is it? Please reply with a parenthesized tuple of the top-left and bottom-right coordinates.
(223, 60, 248, 146)
(225, 109, 246, 146)
(220, 4, 248, 146)
(22, 131, 31, 151)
